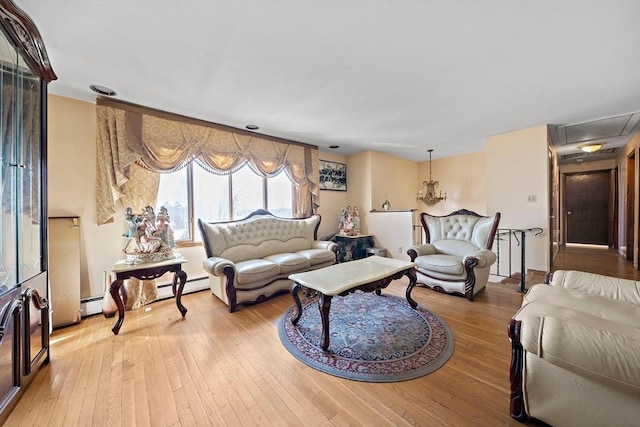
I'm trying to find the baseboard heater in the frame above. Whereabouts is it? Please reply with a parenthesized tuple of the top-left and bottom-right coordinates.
(80, 276, 209, 317)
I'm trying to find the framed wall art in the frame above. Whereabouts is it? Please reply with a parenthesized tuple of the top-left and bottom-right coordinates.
(319, 160, 347, 191)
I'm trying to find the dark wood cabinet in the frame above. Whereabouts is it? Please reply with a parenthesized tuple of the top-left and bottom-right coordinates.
(0, 0, 56, 422)
(332, 234, 374, 262)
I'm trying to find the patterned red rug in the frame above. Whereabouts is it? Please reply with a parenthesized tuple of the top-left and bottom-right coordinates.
(278, 291, 454, 382)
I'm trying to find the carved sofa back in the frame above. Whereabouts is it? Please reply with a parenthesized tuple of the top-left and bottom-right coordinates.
(200, 212, 321, 263)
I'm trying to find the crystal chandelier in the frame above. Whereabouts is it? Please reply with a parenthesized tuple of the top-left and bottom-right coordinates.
(417, 149, 446, 206)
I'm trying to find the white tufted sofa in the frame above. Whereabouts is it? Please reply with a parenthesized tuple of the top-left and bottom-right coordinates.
(407, 209, 501, 300)
(198, 210, 337, 312)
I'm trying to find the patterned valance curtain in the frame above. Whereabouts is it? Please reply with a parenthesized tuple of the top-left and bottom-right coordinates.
(95, 98, 319, 225)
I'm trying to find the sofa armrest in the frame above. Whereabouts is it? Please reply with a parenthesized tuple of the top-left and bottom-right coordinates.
(548, 270, 640, 305)
(407, 244, 437, 261)
(312, 240, 338, 253)
(463, 249, 497, 268)
(203, 257, 236, 276)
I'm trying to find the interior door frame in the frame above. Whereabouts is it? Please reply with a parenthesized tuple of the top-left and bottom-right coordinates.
(626, 152, 635, 262)
(562, 168, 614, 246)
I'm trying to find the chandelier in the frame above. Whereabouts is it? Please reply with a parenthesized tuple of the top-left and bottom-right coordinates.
(417, 149, 446, 206)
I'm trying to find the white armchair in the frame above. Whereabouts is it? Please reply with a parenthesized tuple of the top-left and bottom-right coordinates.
(407, 209, 501, 301)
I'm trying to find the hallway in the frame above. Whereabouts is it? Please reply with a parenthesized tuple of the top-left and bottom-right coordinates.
(552, 243, 640, 280)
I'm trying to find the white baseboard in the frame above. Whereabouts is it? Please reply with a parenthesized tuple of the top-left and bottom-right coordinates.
(81, 276, 209, 317)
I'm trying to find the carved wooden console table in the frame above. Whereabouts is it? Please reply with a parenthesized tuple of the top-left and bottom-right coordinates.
(109, 255, 188, 335)
(289, 256, 417, 350)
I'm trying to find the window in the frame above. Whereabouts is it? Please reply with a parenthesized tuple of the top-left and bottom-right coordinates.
(156, 162, 293, 244)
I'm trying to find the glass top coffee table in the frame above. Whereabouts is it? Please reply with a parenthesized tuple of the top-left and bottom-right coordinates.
(288, 255, 417, 351)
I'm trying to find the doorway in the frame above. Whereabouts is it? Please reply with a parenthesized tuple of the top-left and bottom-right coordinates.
(565, 170, 612, 245)
(626, 151, 636, 264)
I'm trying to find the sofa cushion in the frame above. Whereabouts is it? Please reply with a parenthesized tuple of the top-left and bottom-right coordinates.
(296, 248, 336, 266)
(415, 254, 464, 275)
(515, 302, 640, 394)
(549, 270, 640, 305)
(235, 259, 280, 286)
(523, 283, 640, 328)
(433, 239, 479, 258)
(263, 253, 310, 274)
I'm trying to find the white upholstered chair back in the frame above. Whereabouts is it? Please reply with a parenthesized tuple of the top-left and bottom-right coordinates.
(421, 211, 498, 251)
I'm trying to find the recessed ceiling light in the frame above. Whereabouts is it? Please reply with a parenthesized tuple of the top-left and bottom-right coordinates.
(89, 84, 117, 96)
(329, 145, 339, 149)
(579, 143, 603, 153)
(246, 124, 259, 130)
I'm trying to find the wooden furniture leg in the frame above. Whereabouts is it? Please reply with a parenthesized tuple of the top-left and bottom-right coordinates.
(318, 293, 333, 351)
(405, 268, 418, 309)
(291, 283, 303, 325)
(172, 269, 188, 317)
(109, 279, 125, 335)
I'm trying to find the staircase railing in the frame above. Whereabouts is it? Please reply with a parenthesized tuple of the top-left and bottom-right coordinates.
(492, 227, 543, 293)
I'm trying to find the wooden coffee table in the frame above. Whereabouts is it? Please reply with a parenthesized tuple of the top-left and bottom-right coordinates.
(288, 256, 417, 350)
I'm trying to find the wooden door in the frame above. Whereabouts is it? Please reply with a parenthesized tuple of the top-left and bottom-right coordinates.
(565, 170, 611, 245)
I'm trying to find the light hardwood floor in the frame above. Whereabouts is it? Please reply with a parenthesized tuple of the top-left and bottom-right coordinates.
(6, 279, 534, 427)
(552, 243, 640, 280)
(6, 245, 635, 426)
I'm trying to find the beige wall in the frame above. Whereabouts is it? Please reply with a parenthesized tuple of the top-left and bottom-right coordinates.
(344, 151, 372, 233)
(418, 151, 487, 216)
(316, 151, 348, 238)
(487, 125, 550, 271)
(369, 151, 419, 212)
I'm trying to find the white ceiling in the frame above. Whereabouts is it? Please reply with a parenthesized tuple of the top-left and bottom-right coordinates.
(19, 0, 640, 162)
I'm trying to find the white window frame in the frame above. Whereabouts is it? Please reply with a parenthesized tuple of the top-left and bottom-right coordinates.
(157, 163, 294, 247)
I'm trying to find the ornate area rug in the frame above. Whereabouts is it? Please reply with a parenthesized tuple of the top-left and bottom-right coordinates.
(278, 291, 455, 382)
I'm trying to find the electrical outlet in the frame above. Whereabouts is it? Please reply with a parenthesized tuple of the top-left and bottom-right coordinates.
(527, 195, 537, 203)
(398, 246, 403, 253)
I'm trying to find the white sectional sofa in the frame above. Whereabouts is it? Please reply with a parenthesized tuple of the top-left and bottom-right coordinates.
(508, 270, 640, 427)
(198, 210, 337, 312)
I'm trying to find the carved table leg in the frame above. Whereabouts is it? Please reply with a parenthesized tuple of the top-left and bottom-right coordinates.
(173, 270, 188, 317)
(405, 268, 418, 309)
(508, 319, 528, 421)
(318, 293, 333, 351)
(291, 283, 303, 325)
(110, 279, 125, 335)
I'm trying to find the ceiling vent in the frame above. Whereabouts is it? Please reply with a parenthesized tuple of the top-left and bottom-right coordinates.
(555, 112, 640, 146)
(561, 147, 617, 161)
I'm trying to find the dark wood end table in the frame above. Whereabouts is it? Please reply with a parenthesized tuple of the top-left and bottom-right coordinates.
(109, 255, 188, 335)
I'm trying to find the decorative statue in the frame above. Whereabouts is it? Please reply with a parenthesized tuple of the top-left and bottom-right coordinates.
(338, 205, 361, 236)
(352, 206, 360, 231)
(123, 206, 175, 264)
(123, 207, 137, 238)
(155, 206, 175, 248)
